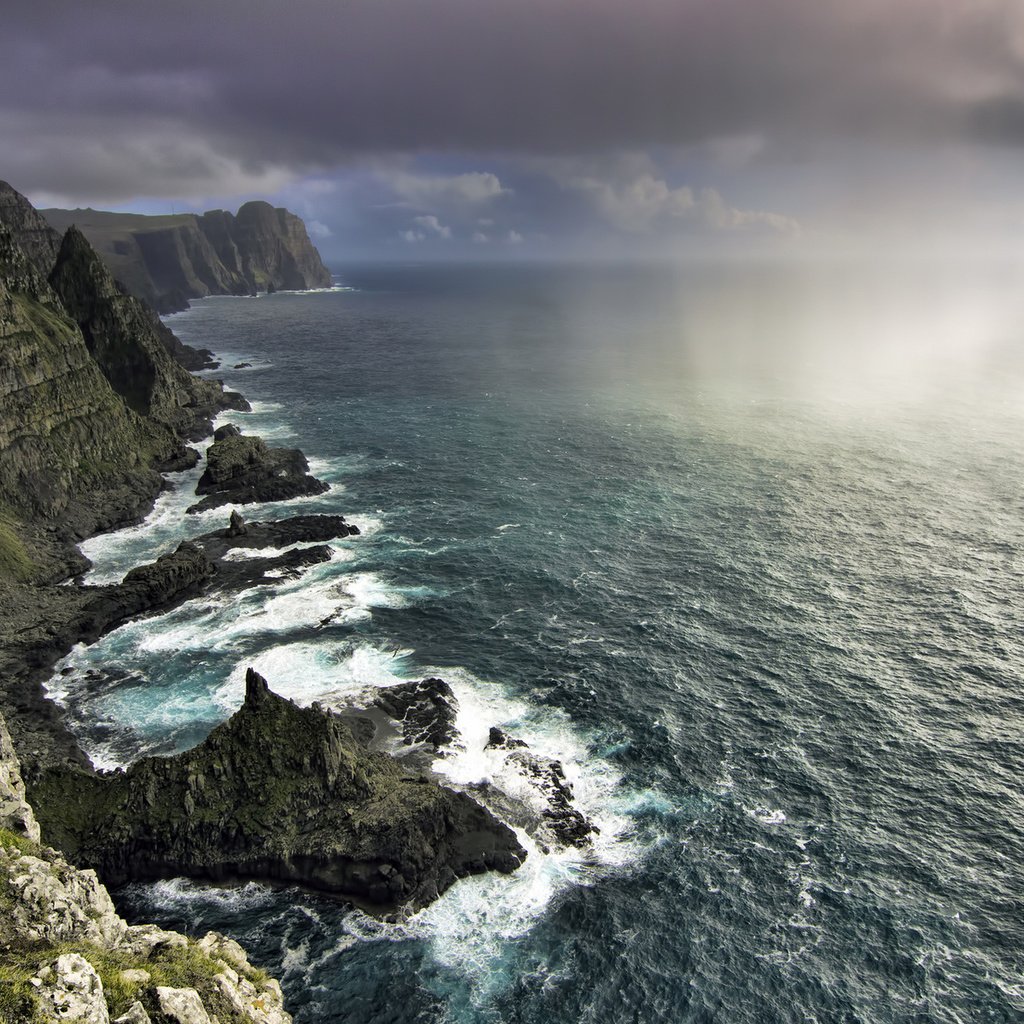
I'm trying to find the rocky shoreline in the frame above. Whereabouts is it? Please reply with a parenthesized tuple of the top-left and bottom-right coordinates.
(0, 179, 599, 1019)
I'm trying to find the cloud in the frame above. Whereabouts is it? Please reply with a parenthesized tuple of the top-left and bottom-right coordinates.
(386, 171, 509, 208)
(306, 219, 332, 238)
(472, 231, 489, 243)
(507, 230, 524, 244)
(567, 173, 799, 236)
(412, 214, 452, 238)
(4, 0, 1024, 204)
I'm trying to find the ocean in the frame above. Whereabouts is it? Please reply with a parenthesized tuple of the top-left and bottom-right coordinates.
(48, 262, 1024, 1022)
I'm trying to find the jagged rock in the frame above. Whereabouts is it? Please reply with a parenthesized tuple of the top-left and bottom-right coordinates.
(227, 509, 247, 536)
(233, 362, 253, 369)
(41, 202, 332, 315)
(213, 422, 241, 442)
(0, 179, 62, 276)
(37, 953, 109, 1024)
(187, 434, 329, 513)
(0, 709, 41, 841)
(48, 226, 231, 440)
(156, 987, 211, 1024)
(32, 670, 526, 912)
(197, 514, 359, 556)
(504, 749, 598, 848)
(485, 726, 529, 751)
(113, 1001, 152, 1024)
(373, 678, 461, 752)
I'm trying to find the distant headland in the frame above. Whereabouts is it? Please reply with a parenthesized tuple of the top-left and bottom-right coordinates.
(41, 201, 333, 314)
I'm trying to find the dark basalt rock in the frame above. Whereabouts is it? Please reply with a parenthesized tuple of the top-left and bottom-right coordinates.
(30, 670, 527, 913)
(483, 728, 598, 849)
(504, 749, 598, 848)
(233, 362, 253, 369)
(197, 513, 359, 558)
(213, 423, 241, 442)
(486, 727, 529, 750)
(219, 391, 251, 412)
(187, 434, 328, 513)
(373, 679, 460, 753)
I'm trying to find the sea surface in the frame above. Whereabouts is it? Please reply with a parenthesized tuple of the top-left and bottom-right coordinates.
(49, 262, 1024, 1022)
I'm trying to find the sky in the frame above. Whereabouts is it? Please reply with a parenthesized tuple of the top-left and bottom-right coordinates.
(4, 0, 1024, 261)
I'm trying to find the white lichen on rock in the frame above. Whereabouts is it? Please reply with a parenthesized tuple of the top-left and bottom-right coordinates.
(0, 711, 41, 844)
(35, 953, 109, 1024)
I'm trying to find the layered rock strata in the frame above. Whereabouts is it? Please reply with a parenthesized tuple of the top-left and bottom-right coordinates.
(1, 182, 217, 371)
(41, 201, 332, 314)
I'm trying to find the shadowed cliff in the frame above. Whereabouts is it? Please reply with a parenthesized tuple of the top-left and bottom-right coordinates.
(41, 201, 333, 313)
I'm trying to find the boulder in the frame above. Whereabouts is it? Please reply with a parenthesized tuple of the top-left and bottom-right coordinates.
(187, 434, 328, 513)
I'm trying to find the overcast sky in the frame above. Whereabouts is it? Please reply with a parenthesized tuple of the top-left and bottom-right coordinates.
(4, 0, 1024, 260)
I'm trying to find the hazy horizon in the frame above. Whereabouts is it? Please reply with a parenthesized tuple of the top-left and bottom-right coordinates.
(5, 1, 1024, 264)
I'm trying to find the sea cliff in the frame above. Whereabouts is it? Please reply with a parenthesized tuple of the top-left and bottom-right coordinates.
(40, 202, 333, 314)
(0, 180, 534, 1021)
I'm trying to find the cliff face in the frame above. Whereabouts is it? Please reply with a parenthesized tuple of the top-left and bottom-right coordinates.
(1, 183, 218, 372)
(0, 181, 61, 278)
(42, 203, 333, 314)
(48, 226, 231, 439)
(0, 223, 176, 550)
(0, 710, 292, 1024)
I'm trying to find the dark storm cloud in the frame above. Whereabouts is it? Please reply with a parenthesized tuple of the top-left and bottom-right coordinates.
(3, 0, 1024, 202)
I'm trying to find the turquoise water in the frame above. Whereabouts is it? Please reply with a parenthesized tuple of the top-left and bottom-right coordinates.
(54, 263, 1024, 1022)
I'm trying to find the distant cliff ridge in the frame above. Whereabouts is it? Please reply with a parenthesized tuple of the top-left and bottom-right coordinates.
(42, 202, 333, 313)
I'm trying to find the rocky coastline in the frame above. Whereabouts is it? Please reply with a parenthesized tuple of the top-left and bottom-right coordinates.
(0, 179, 597, 1020)
(39, 202, 334, 316)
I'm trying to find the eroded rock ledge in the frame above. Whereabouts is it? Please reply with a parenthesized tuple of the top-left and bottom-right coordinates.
(30, 670, 527, 914)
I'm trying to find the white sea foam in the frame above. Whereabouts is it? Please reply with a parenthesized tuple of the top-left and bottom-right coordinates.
(214, 641, 412, 711)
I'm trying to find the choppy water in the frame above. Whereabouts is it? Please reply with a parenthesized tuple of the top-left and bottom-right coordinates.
(51, 263, 1024, 1022)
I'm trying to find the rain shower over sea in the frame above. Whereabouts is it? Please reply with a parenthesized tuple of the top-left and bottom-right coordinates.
(51, 263, 1024, 1023)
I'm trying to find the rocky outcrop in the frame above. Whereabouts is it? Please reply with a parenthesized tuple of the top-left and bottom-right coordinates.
(48, 226, 233, 440)
(483, 729, 598, 849)
(0, 180, 62, 277)
(41, 203, 332, 314)
(188, 433, 329, 513)
(0, 710, 292, 1024)
(31, 670, 527, 913)
(0, 223, 179, 546)
(373, 678, 461, 753)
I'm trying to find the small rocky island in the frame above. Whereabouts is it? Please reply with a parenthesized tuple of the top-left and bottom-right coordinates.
(32, 669, 526, 912)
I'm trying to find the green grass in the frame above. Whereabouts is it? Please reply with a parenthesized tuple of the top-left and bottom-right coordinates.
(0, 830, 40, 859)
(0, 938, 274, 1023)
(0, 509, 34, 583)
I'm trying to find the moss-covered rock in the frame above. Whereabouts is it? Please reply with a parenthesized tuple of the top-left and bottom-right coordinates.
(32, 670, 526, 913)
